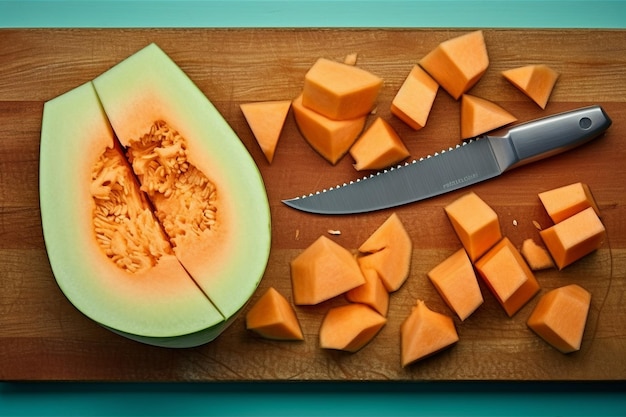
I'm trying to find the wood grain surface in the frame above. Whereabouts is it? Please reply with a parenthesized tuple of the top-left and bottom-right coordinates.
(1, 28, 625, 381)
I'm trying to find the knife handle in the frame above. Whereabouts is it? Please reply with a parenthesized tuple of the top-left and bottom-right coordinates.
(497, 105, 612, 170)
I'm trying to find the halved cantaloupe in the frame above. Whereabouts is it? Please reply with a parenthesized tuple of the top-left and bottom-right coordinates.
(444, 192, 502, 262)
(474, 237, 540, 317)
(245, 287, 304, 341)
(427, 248, 483, 321)
(401, 300, 459, 367)
(349, 117, 410, 171)
(302, 57, 383, 120)
(538, 182, 600, 224)
(240, 100, 291, 164)
(539, 207, 606, 270)
(290, 235, 365, 305)
(460, 94, 517, 139)
(40, 44, 271, 348)
(502, 64, 559, 109)
(527, 284, 591, 353)
(357, 213, 412, 292)
(419, 30, 489, 100)
(292, 93, 367, 165)
(319, 303, 387, 352)
(391, 65, 439, 130)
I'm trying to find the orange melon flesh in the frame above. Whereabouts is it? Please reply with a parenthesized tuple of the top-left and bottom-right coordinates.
(345, 267, 390, 317)
(474, 237, 540, 317)
(538, 182, 600, 224)
(460, 94, 517, 139)
(391, 65, 439, 130)
(40, 81, 225, 347)
(302, 57, 383, 120)
(502, 64, 559, 109)
(290, 235, 365, 305)
(527, 284, 591, 353)
(319, 303, 387, 352)
(401, 300, 459, 367)
(419, 30, 489, 100)
(349, 117, 410, 171)
(520, 238, 555, 271)
(427, 248, 483, 321)
(92, 44, 271, 321)
(357, 213, 412, 292)
(444, 192, 502, 262)
(292, 93, 366, 165)
(539, 207, 606, 270)
(240, 100, 291, 164)
(245, 287, 304, 341)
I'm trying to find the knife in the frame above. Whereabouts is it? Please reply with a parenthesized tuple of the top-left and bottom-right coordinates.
(282, 105, 611, 215)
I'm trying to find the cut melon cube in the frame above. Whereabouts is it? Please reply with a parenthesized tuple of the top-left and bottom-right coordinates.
(427, 248, 483, 321)
(460, 94, 517, 139)
(349, 117, 410, 171)
(240, 100, 291, 164)
(520, 238, 555, 271)
(538, 182, 600, 224)
(444, 192, 502, 262)
(245, 287, 304, 341)
(401, 300, 459, 367)
(502, 64, 559, 109)
(474, 237, 541, 317)
(346, 267, 389, 317)
(319, 303, 386, 352)
(302, 57, 383, 120)
(292, 94, 366, 165)
(527, 284, 591, 353)
(539, 207, 606, 270)
(290, 235, 365, 305)
(419, 30, 489, 100)
(357, 213, 412, 292)
(391, 65, 439, 130)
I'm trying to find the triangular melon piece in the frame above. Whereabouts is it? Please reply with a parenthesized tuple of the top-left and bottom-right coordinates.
(240, 100, 291, 163)
(502, 64, 559, 109)
(245, 287, 304, 341)
(460, 94, 517, 139)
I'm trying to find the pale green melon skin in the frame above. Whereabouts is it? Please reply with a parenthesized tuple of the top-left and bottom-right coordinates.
(40, 45, 272, 348)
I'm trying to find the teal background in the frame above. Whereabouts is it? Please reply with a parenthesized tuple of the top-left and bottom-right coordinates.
(1, 1, 625, 415)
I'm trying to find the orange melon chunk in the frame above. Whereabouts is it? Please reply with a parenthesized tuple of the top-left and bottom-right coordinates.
(357, 213, 412, 292)
(290, 235, 365, 305)
(474, 237, 540, 317)
(419, 30, 489, 100)
(444, 192, 502, 262)
(539, 207, 606, 270)
(502, 64, 559, 109)
(240, 100, 291, 164)
(527, 284, 591, 353)
(538, 182, 600, 224)
(460, 94, 517, 139)
(427, 248, 483, 321)
(302, 57, 383, 120)
(349, 117, 410, 171)
(401, 300, 459, 367)
(520, 238, 555, 271)
(245, 287, 304, 341)
(292, 94, 366, 165)
(345, 267, 389, 317)
(319, 303, 387, 352)
(391, 65, 439, 130)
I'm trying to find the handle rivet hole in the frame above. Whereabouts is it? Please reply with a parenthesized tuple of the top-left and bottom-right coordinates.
(579, 117, 592, 129)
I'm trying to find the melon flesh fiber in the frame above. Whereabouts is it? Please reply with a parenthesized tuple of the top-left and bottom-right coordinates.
(40, 44, 271, 348)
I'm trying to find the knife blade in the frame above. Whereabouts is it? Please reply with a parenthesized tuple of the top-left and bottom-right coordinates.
(282, 105, 612, 215)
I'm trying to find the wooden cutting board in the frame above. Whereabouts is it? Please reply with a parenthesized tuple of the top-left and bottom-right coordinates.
(1, 28, 625, 381)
